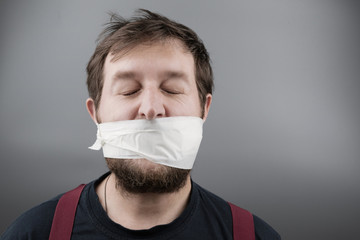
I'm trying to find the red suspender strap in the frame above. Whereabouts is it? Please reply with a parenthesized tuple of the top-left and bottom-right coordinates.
(228, 202, 255, 240)
(49, 184, 86, 240)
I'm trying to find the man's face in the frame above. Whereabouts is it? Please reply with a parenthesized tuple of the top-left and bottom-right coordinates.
(86, 40, 211, 193)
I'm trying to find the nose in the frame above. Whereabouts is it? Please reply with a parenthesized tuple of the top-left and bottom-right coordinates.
(138, 89, 165, 119)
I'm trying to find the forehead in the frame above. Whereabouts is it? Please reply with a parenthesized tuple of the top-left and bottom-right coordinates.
(103, 39, 196, 82)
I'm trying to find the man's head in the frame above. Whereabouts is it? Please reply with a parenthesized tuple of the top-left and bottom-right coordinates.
(86, 9, 213, 118)
(86, 9, 213, 194)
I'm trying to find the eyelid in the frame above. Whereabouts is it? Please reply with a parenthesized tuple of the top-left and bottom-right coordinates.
(122, 89, 141, 96)
(161, 80, 185, 95)
(162, 88, 182, 94)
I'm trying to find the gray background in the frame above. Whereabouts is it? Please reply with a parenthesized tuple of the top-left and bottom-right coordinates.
(1, 0, 359, 239)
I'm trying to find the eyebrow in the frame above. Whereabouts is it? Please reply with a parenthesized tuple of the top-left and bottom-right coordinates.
(161, 71, 189, 82)
(112, 71, 139, 81)
(112, 70, 190, 82)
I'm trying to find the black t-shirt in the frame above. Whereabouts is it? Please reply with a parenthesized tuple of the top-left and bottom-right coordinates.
(1, 173, 280, 239)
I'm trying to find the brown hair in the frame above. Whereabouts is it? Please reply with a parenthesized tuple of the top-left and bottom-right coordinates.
(86, 9, 213, 112)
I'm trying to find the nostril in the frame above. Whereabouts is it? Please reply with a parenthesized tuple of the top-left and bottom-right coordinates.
(156, 112, 165, 118)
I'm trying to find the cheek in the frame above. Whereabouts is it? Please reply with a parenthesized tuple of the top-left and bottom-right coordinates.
(98, 98, 139, 122)
(192, 98, 204, 117)
(168, 96, 202, 117)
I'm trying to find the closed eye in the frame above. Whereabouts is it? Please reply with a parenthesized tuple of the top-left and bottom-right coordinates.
(162, 88, 181, 95)
(122, 89, 140, 96)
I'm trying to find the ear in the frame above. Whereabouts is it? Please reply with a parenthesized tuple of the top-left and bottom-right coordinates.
(202, 93, 212, 121)
(86, 98, 98, 124)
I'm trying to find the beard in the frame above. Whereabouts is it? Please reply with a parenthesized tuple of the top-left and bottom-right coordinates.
(106, 158, 190, 194)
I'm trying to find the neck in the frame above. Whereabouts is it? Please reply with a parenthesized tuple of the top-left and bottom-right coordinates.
(96, 172, 192, 230)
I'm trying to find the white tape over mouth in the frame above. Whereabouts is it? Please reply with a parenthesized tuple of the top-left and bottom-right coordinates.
(89, 116, 203, 169)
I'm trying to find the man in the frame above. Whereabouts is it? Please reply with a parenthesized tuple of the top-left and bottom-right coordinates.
(1, 9, 280, 239)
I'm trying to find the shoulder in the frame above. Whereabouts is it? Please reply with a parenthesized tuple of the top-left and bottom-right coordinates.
(1, 194, 61, 240)
(193, 182, 232, 216)
(194, 181, 228, 206)
(193, 182, 281, 240)
(253, 215, 281, 240)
